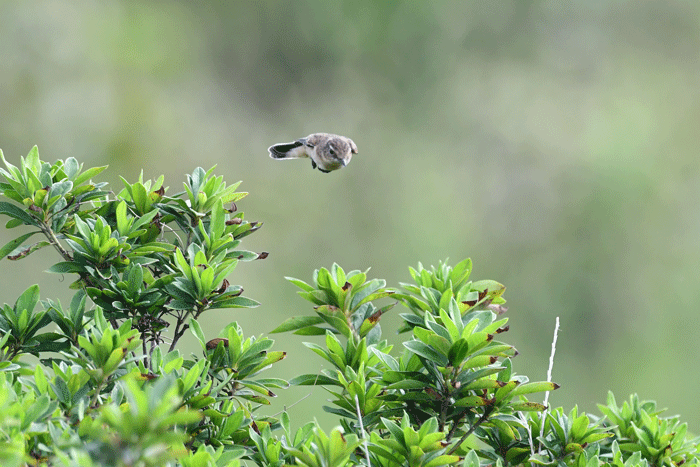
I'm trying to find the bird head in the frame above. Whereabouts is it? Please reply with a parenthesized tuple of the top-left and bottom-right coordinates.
(318, 135, 358, 169)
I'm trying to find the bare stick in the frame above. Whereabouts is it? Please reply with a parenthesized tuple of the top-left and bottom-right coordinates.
(447, 406, 494, 455)
(271, 367, 322, 418)
(271, 392, 313, 418)
(539, 316, 560, 446)
(355, 394, 371, 467)
(519, 411, 535, 456)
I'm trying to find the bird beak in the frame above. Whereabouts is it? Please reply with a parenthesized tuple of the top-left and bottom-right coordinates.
(341, 159, 347, 167)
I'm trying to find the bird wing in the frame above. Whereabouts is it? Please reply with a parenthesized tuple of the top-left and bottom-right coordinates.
(269, 140, 307, 159)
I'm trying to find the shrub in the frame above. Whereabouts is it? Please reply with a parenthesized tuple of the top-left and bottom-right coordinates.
(0, 147, 696, 467)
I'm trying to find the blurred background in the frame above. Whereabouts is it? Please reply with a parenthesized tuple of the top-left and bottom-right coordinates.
(1, 1, 699, 428)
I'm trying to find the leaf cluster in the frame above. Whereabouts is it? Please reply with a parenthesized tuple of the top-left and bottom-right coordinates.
(0, 147, 697, 467)
(0, 148, 282, 466)
(0, 147, 265, 361)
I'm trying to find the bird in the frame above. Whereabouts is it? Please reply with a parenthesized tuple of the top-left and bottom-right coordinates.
(268, 133, 358, 173)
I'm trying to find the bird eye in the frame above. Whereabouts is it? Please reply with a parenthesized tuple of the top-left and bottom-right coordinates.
(328, 144, 336, 156)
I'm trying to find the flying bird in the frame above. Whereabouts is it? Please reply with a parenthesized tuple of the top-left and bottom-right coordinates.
(268, 133, 358, 173)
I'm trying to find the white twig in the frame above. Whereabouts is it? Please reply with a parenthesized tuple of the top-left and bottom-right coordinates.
(519, 411, 535, 456)
(539, 316, 560, 446)
(355, 394, 371, 467)
(271, 369, 321, 418)
(271, 391, 312, 417)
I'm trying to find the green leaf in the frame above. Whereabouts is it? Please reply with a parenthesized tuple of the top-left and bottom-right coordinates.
(0, 151, 23, 184)
(0, 230, 40, 259)
(73, 215, 91, 240)
(289, 374, 340, 386)
(509, 401, 547, 411)
(24, 145, 41, 175)
(53, 377, 71, 404)
(350, 278, 385, 308)
(73, 165, 107, 186)
(102, 347, 127, 374)
(454, 395, 488, 407)
(472, 280, 506, 298)
(200, 266, 215, 294)
(219, 186, 246, 204)
(326, 333, 348, 366)
(129, 243, 174, 255)
(213, 296, 260, 308)
(210, 199, 225, 239)
(0, 201, 38, 226)
(189, 319, 206, 350)
(403, 340, 449, 366)
(438, 287, 453, 312)
(49, 180, 73, 199)
(331, 263, 346, 286)
(7, 240, 50, 261)
(270, 315, 325, 333)
(425, 454, 461, 467)
(381, 418, 405, 445)
(15, 284, 40, 315)
(316, 267, 336, 294)
(570, 414, 590, 440)
(384, 379, 429, 390)
(115, 200, 129, 234)
(450, 257, 472, 287)
(127, 264, 143, 294)
(5, 218, 23, 228)
(582, 432, 614, 444)
(46, 262, 86, 274)
(293, 326, 327, 336)
(509, 381, 559, 397)
(285, 276, 316, 292)
(352, 289, 396, 310)
(298, 290, 329, 306)
(22, 393, 50, 429)
(63, 157, 79, 179)
(132, 182, 149, 214)
(174, 248, 191, 279)
(129, 208, 160, 232)
(302, 342, 338, 367)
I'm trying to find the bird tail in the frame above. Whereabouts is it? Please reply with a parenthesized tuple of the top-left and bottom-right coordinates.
(268, 141, 306, 159)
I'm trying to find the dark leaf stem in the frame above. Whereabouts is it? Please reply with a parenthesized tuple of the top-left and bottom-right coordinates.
(448, 405, 495, 455)
(169, 308, 197, 352)
(39, 220, 72, 262)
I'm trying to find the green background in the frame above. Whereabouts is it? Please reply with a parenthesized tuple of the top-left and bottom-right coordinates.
(1, 2, 699, 428)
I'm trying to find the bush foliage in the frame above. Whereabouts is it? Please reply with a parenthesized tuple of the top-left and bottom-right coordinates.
(0, 147, 696, 466)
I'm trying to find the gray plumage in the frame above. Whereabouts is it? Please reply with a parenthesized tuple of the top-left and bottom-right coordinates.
(268, 133, 358, 173)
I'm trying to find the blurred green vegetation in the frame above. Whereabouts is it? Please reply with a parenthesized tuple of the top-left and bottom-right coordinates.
(1, 1, 699, 429)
